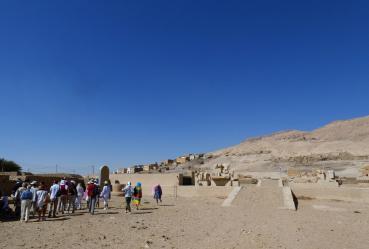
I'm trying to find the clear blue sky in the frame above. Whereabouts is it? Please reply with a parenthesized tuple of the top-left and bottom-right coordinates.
(1, 1, 368, 174)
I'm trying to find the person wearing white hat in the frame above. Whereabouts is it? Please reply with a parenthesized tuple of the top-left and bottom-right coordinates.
(100, 181, 111, 210)
(57, 179, 68, 214)
(48, 180, 60, 218)
(75, 182, 85, 210)
(122, 182, 134, 213)
(30, 181, 38, 217)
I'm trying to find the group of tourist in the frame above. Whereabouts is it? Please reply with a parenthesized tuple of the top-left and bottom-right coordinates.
(121, 182, 162, 213)
(0, 178, 163, 222)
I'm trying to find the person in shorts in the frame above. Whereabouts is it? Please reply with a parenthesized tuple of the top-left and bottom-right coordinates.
(36, 182, 49, 221)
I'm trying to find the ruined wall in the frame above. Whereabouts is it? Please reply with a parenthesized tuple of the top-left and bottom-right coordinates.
(110, 173, 234, 198)
(110, 173, 178, 186)
(291, 183, 369, 203)
(110, 173, 178, 196)
(0, 175, 84, 196)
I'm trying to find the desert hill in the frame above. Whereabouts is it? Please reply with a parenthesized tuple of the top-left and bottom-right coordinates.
(200, 115, 369, 175)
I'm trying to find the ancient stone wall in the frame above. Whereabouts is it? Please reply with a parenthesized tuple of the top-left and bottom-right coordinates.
(290, 183, 369, 203)
(110, 173, 178, 186)
(109, 173, 234, 198)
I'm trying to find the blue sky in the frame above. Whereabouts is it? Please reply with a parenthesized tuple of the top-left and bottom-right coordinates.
(1, 0, 368, 174)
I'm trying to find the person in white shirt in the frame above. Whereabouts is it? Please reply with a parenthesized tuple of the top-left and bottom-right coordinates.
(75, 183, 85, 210)
(30, 181, 38, 217)
(57, 178, 68, 214)
(48, 180, 60, 218)
(122, 182, 134, 213)
(20, 185, 33, 222)
(100, 181, 111, 210)
(36, 183, 49, 221)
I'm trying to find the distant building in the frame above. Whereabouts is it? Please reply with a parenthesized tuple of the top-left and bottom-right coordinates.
(189, 153, 204, 160)
(161, 159, 174, 166)
(143, 163, 158, 172)
(176, 156, 190, 164)
(117, 168, 128, 174)
(127, 165, 143, 174)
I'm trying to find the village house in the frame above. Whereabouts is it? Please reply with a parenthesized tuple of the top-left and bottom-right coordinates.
(161, 159, 174, 166)
(143, 163, 159, 172)
(127, 165, 143, 174)
(117, 168, 128, 174)
(176, 156, 190, 164)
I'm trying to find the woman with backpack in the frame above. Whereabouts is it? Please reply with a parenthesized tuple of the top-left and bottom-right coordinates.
(132, 182, 142, 210)
(20, 184, 33, 222)
(86, 180, 98, 215)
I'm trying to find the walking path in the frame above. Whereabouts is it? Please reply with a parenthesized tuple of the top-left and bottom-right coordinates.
(221, 186, 242, 207)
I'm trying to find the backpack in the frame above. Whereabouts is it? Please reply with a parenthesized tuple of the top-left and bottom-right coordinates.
(60, 185, 68, 195)
(68, 185, 76, 195)
(56, 188, 61, 197)
(93, 186, 99, 197)
(20, 190, 33, 200)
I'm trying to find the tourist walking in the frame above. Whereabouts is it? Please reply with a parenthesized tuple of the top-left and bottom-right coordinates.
(94, 180, 100, 208)
(153, 184, 162, 204)
(58, 179, 68, 214)
(122, 182, 134, 213)
(87, 180, 98, 215)
(30, 181, 38, 217)
(12, 179, 23, 196)
(36, 183, 49, 221)
(48, 180, 59, 218)
(67, 180, 77, 213)
(20, 185, 33, 222)
(132, 182, 142, 210)
(14, 182, 27, 217)
(76, 183, 84, 210)
(100, 181, 111, 210)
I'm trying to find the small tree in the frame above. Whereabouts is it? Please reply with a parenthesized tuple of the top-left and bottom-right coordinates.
(0, 158, 22, 172)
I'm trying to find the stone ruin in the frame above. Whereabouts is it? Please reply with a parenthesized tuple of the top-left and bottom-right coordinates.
(195, 171, 211, 186)
(178, 171, 195, 185)
(99, 165, 110, 187)
(287, 168, 339, 186)
(238, 175, 258, 185)
(192, 164, 239, 187)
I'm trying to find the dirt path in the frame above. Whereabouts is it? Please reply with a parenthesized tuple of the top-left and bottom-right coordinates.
(1, 182, 369, 249)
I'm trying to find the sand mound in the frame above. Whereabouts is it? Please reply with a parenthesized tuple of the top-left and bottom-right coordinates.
(202, 115, 369, 173)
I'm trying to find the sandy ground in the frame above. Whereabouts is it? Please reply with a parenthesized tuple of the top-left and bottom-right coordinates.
(1, 180, 369, 249)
